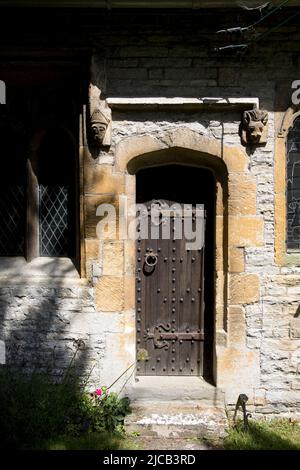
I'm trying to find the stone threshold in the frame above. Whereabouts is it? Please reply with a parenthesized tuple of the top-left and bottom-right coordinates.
(125, 376, 225, 405)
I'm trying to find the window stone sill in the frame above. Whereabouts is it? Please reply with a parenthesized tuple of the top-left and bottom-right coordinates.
(0, 257, 87, 286)
(284, 252, 300, 267)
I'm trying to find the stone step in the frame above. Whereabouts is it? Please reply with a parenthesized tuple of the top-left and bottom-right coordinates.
(124, 377, 227, 439)
(124, 376, 225, 406)
(125, 401, 228, 439)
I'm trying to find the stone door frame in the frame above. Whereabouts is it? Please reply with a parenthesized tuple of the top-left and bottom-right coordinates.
(109, 128, 262, 390)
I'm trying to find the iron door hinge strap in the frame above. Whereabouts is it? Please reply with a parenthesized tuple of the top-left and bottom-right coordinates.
(144, 323, 205, 350)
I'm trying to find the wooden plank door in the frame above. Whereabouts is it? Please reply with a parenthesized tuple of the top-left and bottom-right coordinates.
(136, 199, 206, 376)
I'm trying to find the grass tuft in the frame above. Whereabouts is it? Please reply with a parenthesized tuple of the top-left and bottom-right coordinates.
(35, 432, 140, 450)
(223, 419, 300, 450)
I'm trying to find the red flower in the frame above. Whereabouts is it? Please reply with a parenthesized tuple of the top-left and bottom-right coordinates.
(95, 388, 102, 396)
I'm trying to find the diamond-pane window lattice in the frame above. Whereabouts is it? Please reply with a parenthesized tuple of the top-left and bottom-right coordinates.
(39, 185, 70, 257)
(0, 185, 25, 256)
(287, 117, 300, 250)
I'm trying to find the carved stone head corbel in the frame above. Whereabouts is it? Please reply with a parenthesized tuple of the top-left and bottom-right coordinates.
(89, 106, 111, 147)
(241, 109, 268, 145)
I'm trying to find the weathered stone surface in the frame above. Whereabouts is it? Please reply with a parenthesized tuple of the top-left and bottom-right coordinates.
(215, 270, 225, 311)
(290, 318, 300, 339)
(223, 146, 248, 172)
(126, 174, 136, 197)
(229, 216, 264, 247)
(84, 162, 125, 194)
(85, 195, 119, 240)
(102, 241, 124, 276)
(229, 247, 245, 273)
(124, 276, 135, 310)
(228, 174, 257, 215)
(216, 181, 224, 216)
(116, 128, 230, 174)
(245, 247, 275, 270)
(229, 274, 260, 304)
(0, 283, 108, 387)
(95, 276, 124, 312)
(124, 240, 135, 275)
(275, 106, 291, 266)
(291, 379, 300, 390)
(102, 314, 135, 389)
(229, 306, 246, 346)
(168, 128, 222, 156)
(270, 275, 300, 286)
(218, 347, 260, 403)
(116, 135, 164, 173)
(215, 246, 223, 271)
(254, 388, 267, 406)
(266, 390, 300, 405)
(215, 216, 224, 271)
(85, 239, 99, 261)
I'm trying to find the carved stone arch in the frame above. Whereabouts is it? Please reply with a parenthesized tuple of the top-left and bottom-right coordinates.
(94, 128, 260, 394)
(278, 104, 300, 138)
(126, 147, 228, 181)
(115, 127, 247, 176)
(114, 128, 256, 386)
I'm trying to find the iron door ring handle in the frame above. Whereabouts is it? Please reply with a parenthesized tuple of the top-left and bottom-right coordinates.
(144, 253, 158, 267)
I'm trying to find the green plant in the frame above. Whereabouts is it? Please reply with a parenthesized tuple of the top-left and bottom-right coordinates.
(0, 347, 148, 448)
(86, 349, 150, 435)
(0, 366, 89, 448)
(91, 391, 131, 434)
(130, 431, 141, 437)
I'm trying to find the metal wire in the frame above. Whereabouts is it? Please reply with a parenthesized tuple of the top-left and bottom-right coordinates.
(216, 0, 298, 53)
(217, 0, 290, 35)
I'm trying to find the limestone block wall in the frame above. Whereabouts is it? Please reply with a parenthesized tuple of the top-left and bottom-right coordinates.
(89, 114, 264, 406)
(85, 7, 300, 412)
(0, 8, 300, 415)
(0, 283, 103, 386)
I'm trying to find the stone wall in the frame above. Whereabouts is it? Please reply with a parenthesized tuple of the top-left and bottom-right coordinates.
(0, 8, 300, 415)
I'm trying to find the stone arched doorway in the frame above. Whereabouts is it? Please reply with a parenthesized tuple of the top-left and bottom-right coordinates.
(91, 128, 260, 395)
(121, 139, 229, 385)
(135, 164, 215, 380)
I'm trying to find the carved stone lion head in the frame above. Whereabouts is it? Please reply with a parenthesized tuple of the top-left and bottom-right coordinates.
(242, 109, 268, 145)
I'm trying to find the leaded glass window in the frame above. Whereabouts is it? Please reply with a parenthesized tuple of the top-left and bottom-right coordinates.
(0, 76, 80, 266)
(0, 120, 77, 259)
(39, 185, 69, 256)
(36, 128, 76, 258)
(0, 119, 26, 256)
(287, 116, 300, 250)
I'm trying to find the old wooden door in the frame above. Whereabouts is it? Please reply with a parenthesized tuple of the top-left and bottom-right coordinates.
(136, 166, 207, 376)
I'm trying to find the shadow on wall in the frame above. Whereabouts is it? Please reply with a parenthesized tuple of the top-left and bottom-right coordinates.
(0, 260, 91, 383)
(0, 259, 107, 449)
(0, 84, 99, 389)
(294, 305, 300, 317)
